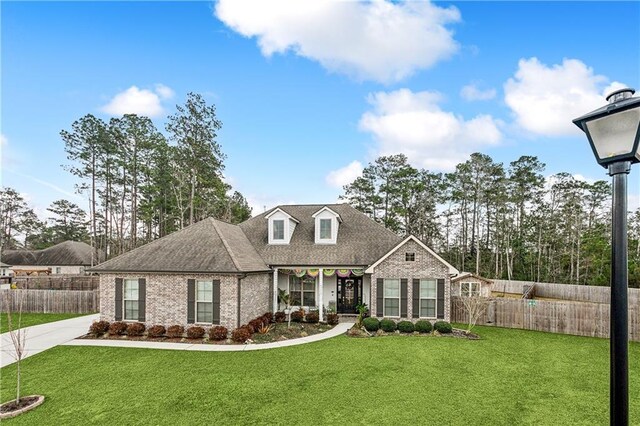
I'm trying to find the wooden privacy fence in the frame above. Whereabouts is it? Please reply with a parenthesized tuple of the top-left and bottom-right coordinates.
(13, 275, 99, 290)
(451, 296, 640, 342)
(1, 289, 99, 314)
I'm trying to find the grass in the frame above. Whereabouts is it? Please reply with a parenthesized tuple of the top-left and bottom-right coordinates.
(1, 326, 638, 425)
(0, 313, 86, 334)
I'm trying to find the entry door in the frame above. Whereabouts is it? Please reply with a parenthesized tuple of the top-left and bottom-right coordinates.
(337, 277, 363, 314)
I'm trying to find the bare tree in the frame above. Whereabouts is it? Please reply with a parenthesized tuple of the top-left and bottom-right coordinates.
(457, 296, 488, 334)
(4, 291, 27, 405)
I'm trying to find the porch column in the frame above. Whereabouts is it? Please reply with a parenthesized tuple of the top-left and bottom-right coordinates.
(318, 269, 324, 322)
(273, 268, 279, 313)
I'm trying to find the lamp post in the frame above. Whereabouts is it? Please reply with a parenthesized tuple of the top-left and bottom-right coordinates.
(573, 88, 640, 426)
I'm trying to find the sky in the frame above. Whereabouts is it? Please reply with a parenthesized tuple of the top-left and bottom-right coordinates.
(2, 0, 640, 218)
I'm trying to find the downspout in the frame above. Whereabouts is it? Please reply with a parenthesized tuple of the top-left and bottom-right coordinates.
(237, 274, 247, 328)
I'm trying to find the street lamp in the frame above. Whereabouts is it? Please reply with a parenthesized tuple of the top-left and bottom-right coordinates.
(573, 88, 640, 426)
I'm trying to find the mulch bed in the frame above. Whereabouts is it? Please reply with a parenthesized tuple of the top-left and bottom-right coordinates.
(0, 395, 44, 419)
(347, 327, 480, 340)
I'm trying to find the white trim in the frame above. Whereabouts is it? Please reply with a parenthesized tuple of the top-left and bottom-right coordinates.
(418, 278, 437, 319)
(123, 278, 139, 321)
(265, 207, 300, 223)
(195, 280, 214, 324)
(365, 235, 459, 275)
(272, 268, 279, 312)
(461, 281, 481, 297)
(311, 206, 342, 222)
(382, 278, 401, 318)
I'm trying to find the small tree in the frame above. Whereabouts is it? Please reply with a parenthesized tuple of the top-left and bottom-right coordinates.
(457, 296, 488, 334)
(278, 290, 292, 328)
(355, 302, 368, 329)
(4, 291, 27, 405)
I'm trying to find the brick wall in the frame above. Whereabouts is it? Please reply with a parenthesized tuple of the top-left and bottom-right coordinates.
(370, 239, 451, 321)
(239, 273, 271, 325)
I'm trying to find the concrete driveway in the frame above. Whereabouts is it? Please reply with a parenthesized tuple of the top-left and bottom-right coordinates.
(1, 313, 99, 368)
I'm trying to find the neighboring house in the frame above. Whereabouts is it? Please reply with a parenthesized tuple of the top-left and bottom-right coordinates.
(450, 273, 493, 298)
(2, 241, 101, 276)
(90, 204, 459, 331)
(0, 261, 12, 286)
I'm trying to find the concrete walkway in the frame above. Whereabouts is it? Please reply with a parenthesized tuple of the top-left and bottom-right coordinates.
(1, 314, 100, 368)
(63, 322, 354, 352)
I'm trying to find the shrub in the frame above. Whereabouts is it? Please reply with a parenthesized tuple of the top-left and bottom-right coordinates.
(126, 322, 146, 336)
(147, 325, 166, 338)
(306, 311, 319, 323)
(397, 321, 415, 333)
(414, 320, 433, 334)
(231, 326, 252, 343)
(434, 321, 453, 334)
(108, 321, 127, 336)
(262, 312, 274, 323)
(291, 309, 304, 322)
(326, 312, 339, 325)
(88, 320, 110, 336)
(380, 319, 397, 332)
(186, 326, 205, 339)
(166, 325, 185, 339)
(362, 317, 380, 332)
(275, 311, 286, 323)
(209, 326, 228, 341)
(248, 319, 261, 332)
(257, 322, 273, 334)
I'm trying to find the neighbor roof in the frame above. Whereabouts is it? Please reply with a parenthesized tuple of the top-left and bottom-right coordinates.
(2, 241, 100, 266)
(451, 272, 493, 284)
(240, 203, 402, 266)
(89, 218, 270, 274)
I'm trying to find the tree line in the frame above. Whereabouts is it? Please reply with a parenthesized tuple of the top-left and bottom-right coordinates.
(0, 93, 251, 258)
(341, 153, 640, 287)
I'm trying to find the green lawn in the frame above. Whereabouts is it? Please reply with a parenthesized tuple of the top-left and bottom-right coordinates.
(0, 313, 87, 334)
(1, 326, 638, 425)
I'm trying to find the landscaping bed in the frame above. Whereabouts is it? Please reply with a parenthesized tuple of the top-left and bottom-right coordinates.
(348, 318, 480, 339)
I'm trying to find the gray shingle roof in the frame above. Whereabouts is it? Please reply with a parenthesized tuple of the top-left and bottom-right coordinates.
(240, 203, 402, 266)
(90, 218, 269, 273)
(2, 241, 101, 266)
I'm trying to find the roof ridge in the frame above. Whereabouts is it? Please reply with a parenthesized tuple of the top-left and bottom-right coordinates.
(209, 218, 242, 271)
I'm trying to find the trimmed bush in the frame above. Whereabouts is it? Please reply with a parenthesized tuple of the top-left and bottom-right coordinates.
(147, 325, 166, 338)
(274, 311, 286, 323)
(326, 312, 339, 325)
(380, 319, 397, 332)
(262, 312, 274, 323)
(248, 318, 264, 332)
(291, 309, 304, 322)
(186, 326, 205, 339)
(126, 322, 146, 336)
(362, 317, 380, 332)
(108, 321, 127, 336)
(397, 321, 415, 333)
(166, 325, 185, 339)
(209, 326, 228, 341)
(88, 320, 110, 336)
(231, 326, 252, 343)
(414, 320, 433, 334)
(434, 321, 453, 334)
(306, 311, 319, 323)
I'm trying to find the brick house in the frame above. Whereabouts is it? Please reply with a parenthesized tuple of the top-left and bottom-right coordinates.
(91, 204, 459, 330)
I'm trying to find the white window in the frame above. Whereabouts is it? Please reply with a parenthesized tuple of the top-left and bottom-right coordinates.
(319, 218, 332, 239)
(290, 276, 316, 306)
(383, 279, 400, 317)
(419, 279, 437, 318)
(196, 280, 213, 323)
(55, 267, 62, 274)
(461, 282, 480, 297)
(123, 279, 139, 321)
(272, 219, 285, 240)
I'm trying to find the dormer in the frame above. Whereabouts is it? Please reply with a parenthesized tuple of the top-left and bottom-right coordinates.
(312, 206, 342, 245)
(265, 208, 299, 245)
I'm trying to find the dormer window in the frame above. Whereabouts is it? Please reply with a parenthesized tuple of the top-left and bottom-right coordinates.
(266, 208, 299, 245)
(312, 206, 342, 245)
(319, 219, 332, 240)
(272, 219, 285, 240)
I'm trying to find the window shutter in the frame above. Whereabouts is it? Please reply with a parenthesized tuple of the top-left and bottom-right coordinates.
(412, 279, 420, 318)
(400, 279, 408, 318)
(376, 278, 383, 317)
(138, 278, 146, 322)
(212, 279, 221, 325)
(436, 278, 445, 319)
(187, 279, 196, 324)
(115, 278, 123, 321)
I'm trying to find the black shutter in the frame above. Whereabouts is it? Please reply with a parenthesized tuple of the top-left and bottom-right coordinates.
(212, 279, 221, 325)
(376, 278, 384, 317)
(115, 278, 123, 321)
(412, 279, 420, 318)
(436, 278, 445, 319)
(187, 279, 196, 324)
(138, 278, 146, 322)
(400, 279, 408, 318)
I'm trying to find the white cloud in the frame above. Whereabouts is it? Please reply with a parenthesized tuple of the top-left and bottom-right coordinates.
(215, 0, 460, 83)
(101, 85, 175, 117)
(460, 83, 496, 101)
(504, 58, 627, 137)
(359, 89, 502, 171)
(0, 134, 7, 147)
(326, 161, 363, 188)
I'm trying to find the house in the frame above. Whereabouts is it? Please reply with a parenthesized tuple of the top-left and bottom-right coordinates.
(90, 204, 459, 330)
(450, 273, 493, 298)
(2, 241, 101, 276)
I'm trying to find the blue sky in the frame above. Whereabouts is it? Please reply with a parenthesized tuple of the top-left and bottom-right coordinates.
(2, 1, 639, 217)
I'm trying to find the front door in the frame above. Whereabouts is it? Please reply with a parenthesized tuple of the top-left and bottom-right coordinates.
(337, 277, 363, 314)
